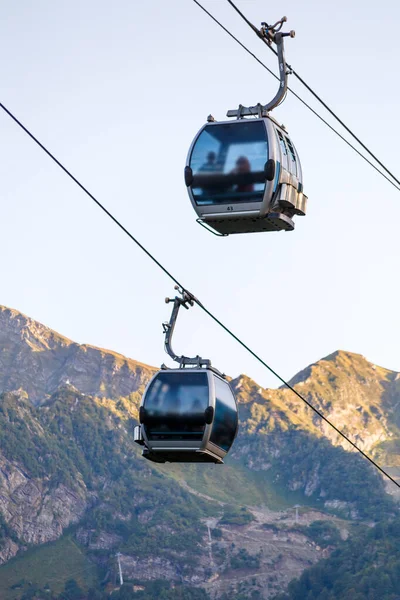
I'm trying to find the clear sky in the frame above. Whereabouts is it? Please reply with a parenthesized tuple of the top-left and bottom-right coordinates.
(1, 0, 400, 388)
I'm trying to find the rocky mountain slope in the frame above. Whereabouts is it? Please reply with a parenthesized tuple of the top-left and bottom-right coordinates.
(0, 305, 398, 599)
(0, 306, 155, 404)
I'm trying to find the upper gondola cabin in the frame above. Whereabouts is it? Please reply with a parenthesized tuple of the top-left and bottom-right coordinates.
(184, 16, 307, 235)
(185, 116, 307, 235)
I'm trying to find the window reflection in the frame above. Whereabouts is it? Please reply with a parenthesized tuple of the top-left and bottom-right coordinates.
(277, 130, 288, 156)
(210, 377, 238, 451)
(144, 372, 209, 441)
(285, 136, 297, 176)
(190, 121, 268, 206)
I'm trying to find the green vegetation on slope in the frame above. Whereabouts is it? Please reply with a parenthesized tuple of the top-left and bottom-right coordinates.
(293, 520, 342, 549)
(158, 459, 308, 510)
(110, 581, 209, 600)
(1, 342, 400, 598)
(238, 428, 394, 520)
(275, 519, 400, 600)
(4, 580, 210, 600)
(0, 535, 97, 599)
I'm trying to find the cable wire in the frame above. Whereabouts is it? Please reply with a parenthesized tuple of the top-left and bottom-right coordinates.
(225, 0, 400, 188)
(192, 0, 400, 194)
(0, 103, 183, 291)
(1, 101, 399, 491)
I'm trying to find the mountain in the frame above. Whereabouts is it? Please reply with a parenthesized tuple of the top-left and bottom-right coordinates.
(0, 305, 398, 599)
(0, 306, 155, 404)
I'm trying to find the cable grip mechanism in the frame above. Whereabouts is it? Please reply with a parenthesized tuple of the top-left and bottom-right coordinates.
(259, 16, 295, 44)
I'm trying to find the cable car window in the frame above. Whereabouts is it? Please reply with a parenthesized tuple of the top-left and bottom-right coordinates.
(189, 122, 268, 206)
(210, 377, 237, 451)
(277, 130, 288, 155)
(276, 129, 289, 171)
(144, 372, 209, 441)
(273, 161, 281, 193)
(285, 136, 297, 176)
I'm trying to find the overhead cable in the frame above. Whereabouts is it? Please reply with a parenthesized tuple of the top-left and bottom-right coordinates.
(1, 101, 399, 490)
(225, 0, 400, 188)
(192, 0, 400, 193)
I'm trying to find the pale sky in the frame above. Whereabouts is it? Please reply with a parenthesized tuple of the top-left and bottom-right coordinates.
(1, 0, 400, 388)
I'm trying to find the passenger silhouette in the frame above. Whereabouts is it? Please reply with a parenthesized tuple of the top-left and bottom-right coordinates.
(198, 151, 222, 197)
(199, 151, 218, 172)
(191, 397, 203, 413)
(232, 156, 254, 193)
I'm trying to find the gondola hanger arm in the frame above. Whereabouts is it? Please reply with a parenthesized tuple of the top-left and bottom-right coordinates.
(162, 286, 211, 368)
(227, 16, 295, 118)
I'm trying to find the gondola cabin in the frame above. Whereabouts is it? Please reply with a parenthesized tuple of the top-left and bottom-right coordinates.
(184, 116, 307, 235)
(135, 368, 238, 464)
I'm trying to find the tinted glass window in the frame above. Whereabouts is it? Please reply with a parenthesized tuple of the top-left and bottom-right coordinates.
(276, 130, 289, 171)
(189, 121, 268, 206)
(143, 372, 209, 441)
(210, 377, 238, 451)
(285, 136, 297, 176)
(273, 160, 281, 193)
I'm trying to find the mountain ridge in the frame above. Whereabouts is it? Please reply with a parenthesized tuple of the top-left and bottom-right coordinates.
(0, 304, 398, 599)
(0, 305, 156, 404)
(1, 303, 396, 406)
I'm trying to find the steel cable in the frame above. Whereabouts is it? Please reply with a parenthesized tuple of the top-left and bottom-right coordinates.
(225, 0, 400, 187)
(192, 0, 400, 193)
(1, 101, 399, 490)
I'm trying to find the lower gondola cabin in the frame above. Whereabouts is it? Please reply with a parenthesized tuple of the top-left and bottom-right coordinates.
(135, 368, 238, 463)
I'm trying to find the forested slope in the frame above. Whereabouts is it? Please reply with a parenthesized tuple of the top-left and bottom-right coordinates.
(275, 519, 400, 600)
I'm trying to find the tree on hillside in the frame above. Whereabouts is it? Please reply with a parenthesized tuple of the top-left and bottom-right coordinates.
(60, 579, 84, 600)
